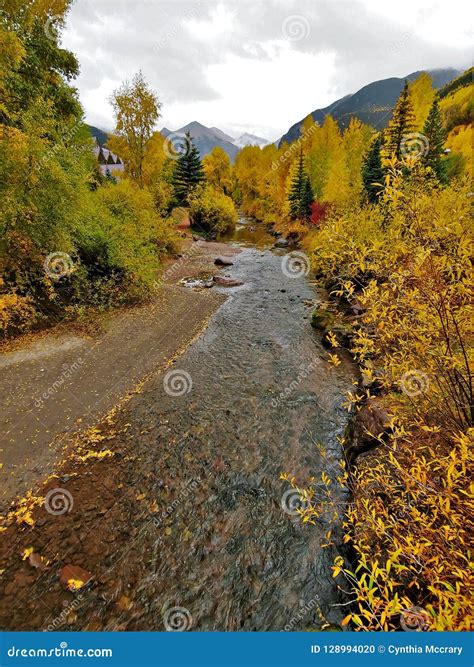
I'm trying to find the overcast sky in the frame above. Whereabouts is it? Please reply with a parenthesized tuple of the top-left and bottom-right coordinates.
(63, 0, 472, 141)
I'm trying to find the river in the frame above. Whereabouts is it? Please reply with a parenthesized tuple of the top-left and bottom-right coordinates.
(0, 216, 356, 631)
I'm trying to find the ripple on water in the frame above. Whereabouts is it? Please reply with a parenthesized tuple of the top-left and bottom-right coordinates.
(128, 238, 357, 630)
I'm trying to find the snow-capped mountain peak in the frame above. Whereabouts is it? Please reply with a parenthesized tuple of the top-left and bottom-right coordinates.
(233, 133, 269, 148)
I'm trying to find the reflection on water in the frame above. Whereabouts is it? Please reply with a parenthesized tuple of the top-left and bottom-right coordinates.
(222, 214, 276, 249)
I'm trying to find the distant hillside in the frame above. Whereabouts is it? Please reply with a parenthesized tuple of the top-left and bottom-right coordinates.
(160, 121, 239, 162)
(438, 67, 473, 99)
(279, 68, 460, 146)
(86, 124, 109, 145)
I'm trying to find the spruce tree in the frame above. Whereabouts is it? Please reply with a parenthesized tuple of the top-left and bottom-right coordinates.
(288, 149, 305, 219)
(301, 175, 314, 220)
(362, 133, 384, 203)
(422, 98, 447, 181)
(288, 149, 313, 220)
(384, 81, 416, 159)
(172, 132, 204, 204)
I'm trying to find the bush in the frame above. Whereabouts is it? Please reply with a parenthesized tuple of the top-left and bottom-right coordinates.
(188, 185, 237, 235)
(297, 160, 473, 631)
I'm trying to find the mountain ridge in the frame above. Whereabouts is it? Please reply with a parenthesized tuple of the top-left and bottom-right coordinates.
(278, 67, 461, 147)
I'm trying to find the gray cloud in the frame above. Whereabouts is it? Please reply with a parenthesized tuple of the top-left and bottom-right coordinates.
(63, 0, 472, 137)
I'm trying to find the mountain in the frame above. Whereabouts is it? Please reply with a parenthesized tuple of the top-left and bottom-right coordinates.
(233, 133, 269, 148)
(278, 68, 461, 147)
(210, 126, 235, 143)
(87, 125, 109, 145)
(160, 121, 239, 162)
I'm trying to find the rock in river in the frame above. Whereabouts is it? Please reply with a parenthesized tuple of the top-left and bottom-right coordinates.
(213, 276, 244, 287)
(214, 256, 234, 266)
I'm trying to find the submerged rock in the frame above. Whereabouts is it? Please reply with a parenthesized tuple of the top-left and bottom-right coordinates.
(213, 276, 244, 287)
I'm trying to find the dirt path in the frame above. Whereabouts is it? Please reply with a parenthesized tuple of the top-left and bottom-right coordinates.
(0, 222, 356, 631)
(0, 239, 236, 511)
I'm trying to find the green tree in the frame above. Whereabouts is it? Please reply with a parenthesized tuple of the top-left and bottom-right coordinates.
(362, 134, 385, 203)
(422, 98, 447, 182)
(110, 72, 162, 186)
(288, 149, 313, 220)
(384, 81, 416, 160)
(172, 132, 204, 205)
(301, 175, 314, 220)
(0, 1, 81, 128)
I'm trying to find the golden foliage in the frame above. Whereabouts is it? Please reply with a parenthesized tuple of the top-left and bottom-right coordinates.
(298, 157, 473, 631)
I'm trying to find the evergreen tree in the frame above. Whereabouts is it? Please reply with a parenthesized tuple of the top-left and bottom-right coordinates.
(362, 133, 384, 203)
(301, 176, 314, 220)
(422, 98, 447, 182)
(172, 132, 204, 204)
(288, 149, 313, 220)
(384, 81, 416, 159)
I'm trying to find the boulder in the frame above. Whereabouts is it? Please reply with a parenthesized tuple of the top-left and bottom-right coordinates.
(345, 399, 392, 466)
(274, 237, 289, 248)
(214, 256, 234, 266)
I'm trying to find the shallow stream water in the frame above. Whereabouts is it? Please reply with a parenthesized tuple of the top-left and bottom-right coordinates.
(123, 216, 356, 630)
